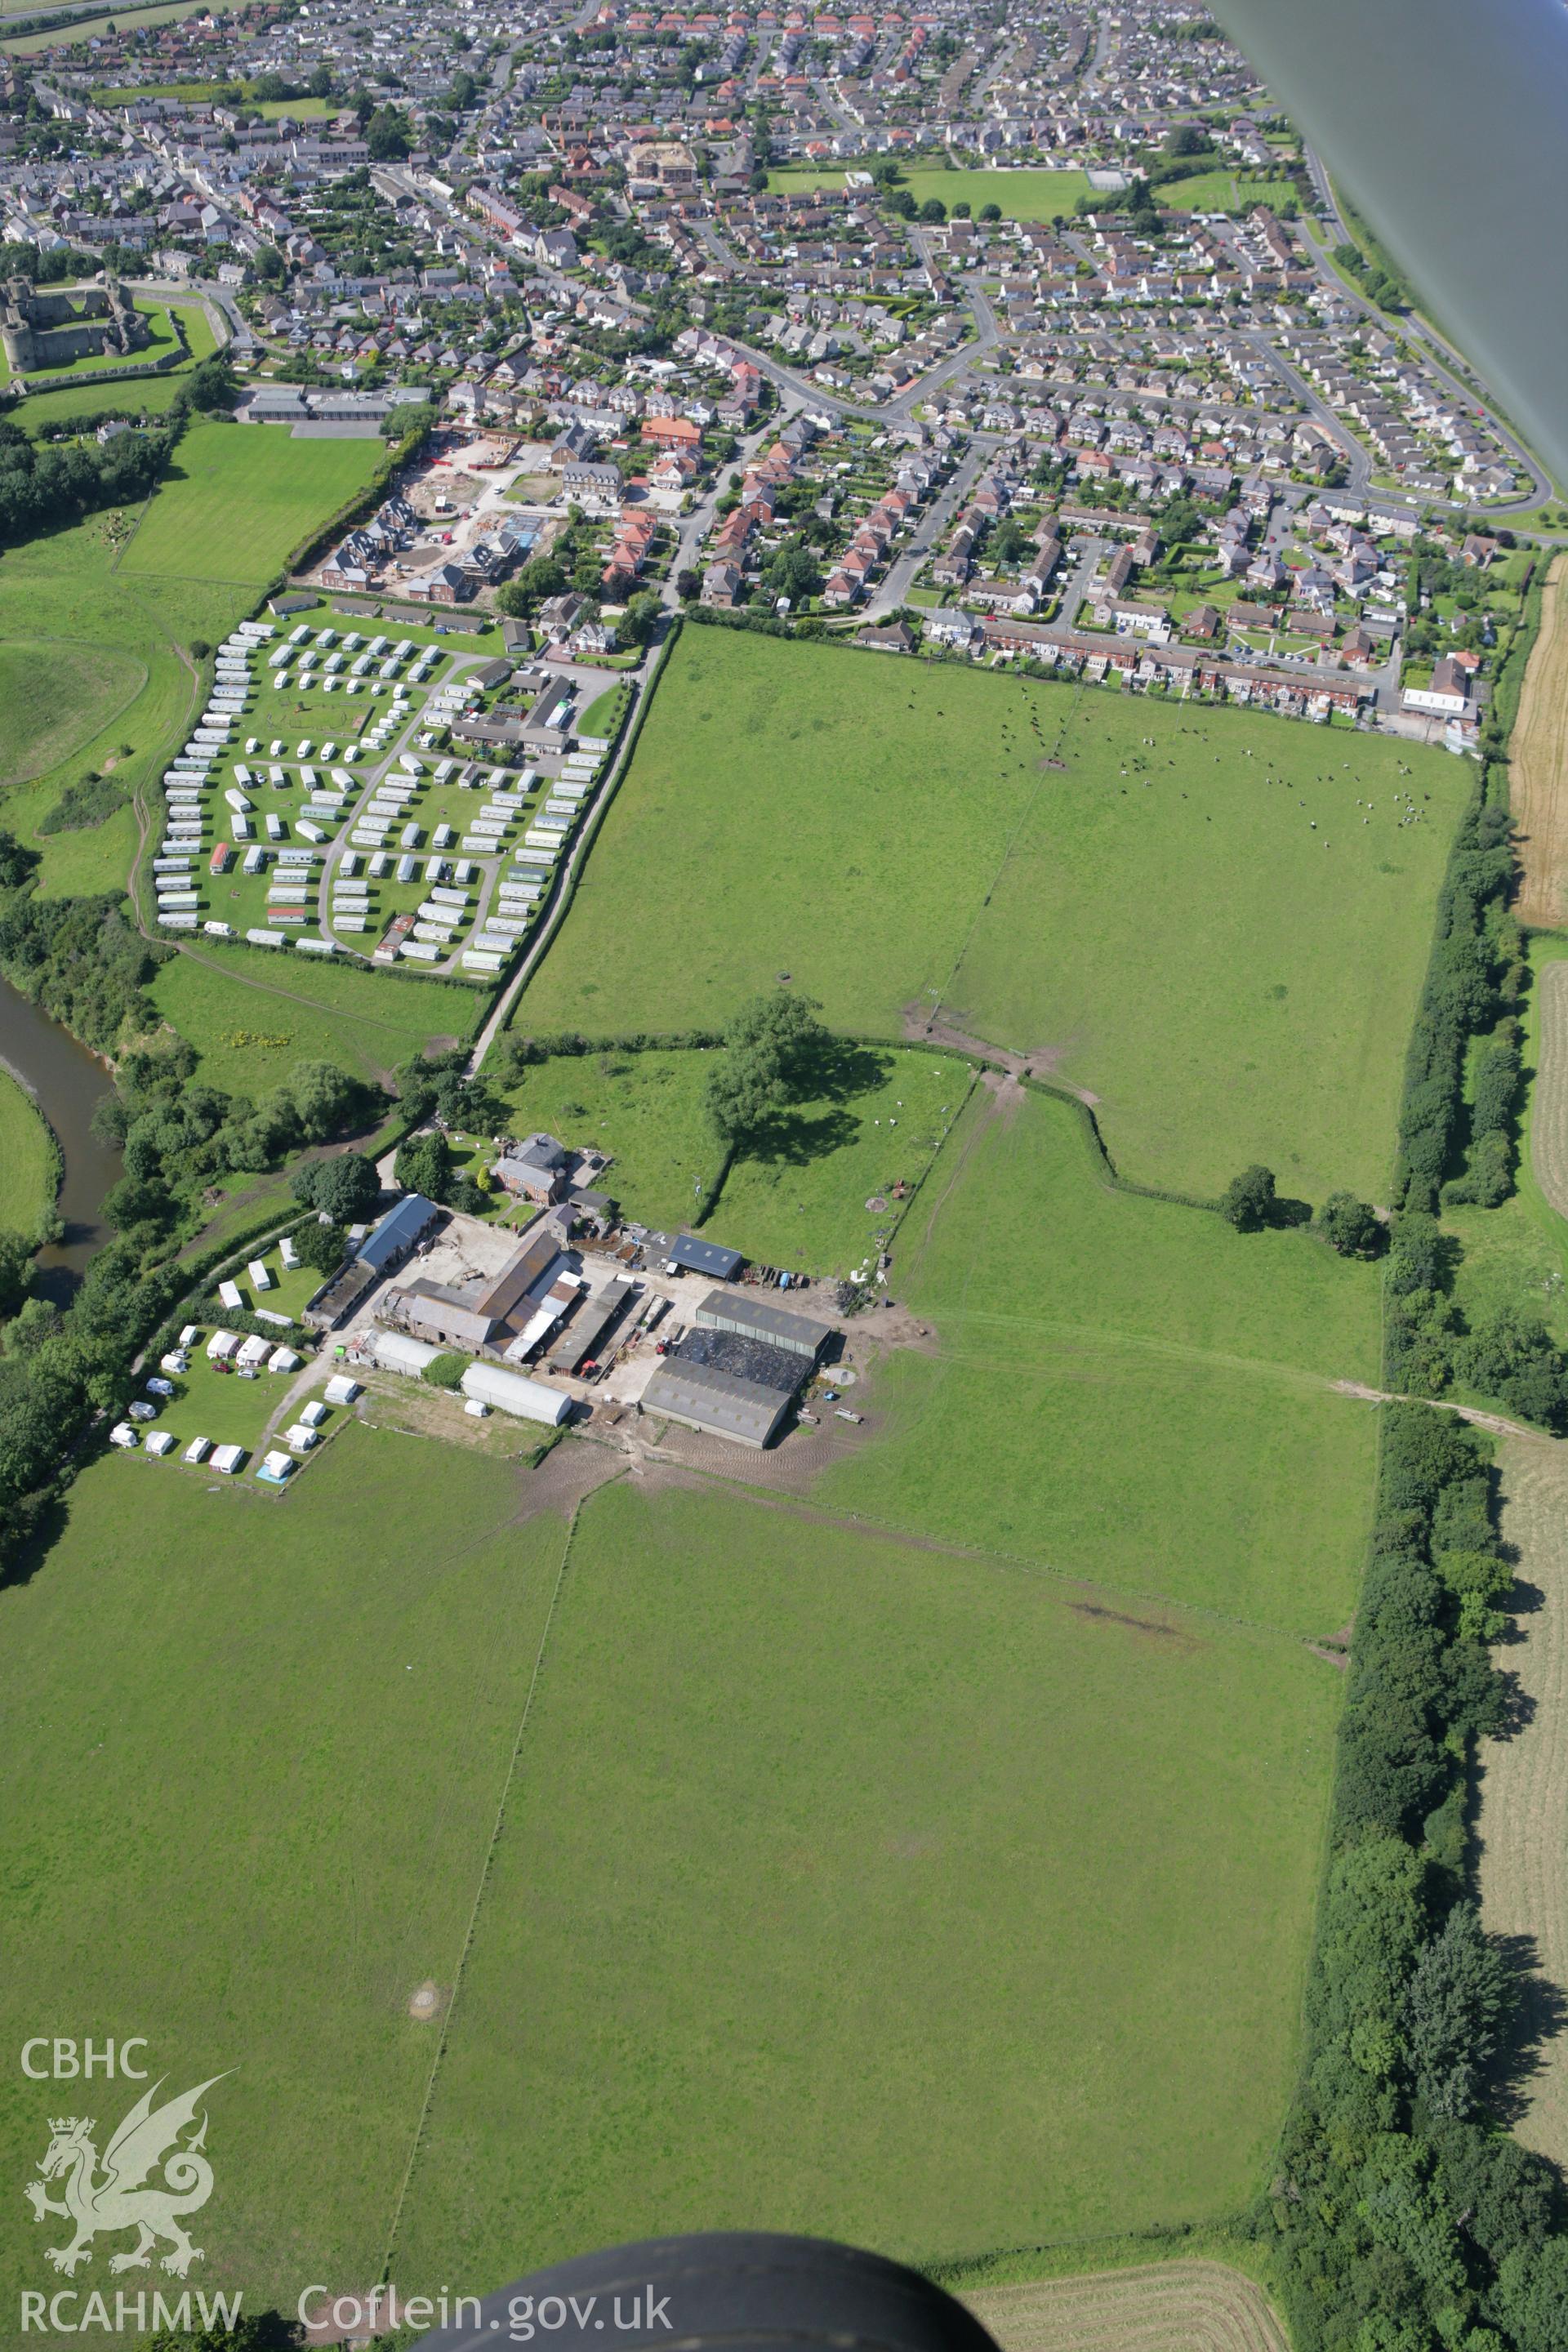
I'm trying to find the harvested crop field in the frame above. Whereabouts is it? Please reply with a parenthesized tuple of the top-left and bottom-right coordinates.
(1530, 956, 1568, 1222)
(1512, 556, 1568, 929)
(964, 2261, 1288, 2352)
(1477, 1432, 1568, 2167)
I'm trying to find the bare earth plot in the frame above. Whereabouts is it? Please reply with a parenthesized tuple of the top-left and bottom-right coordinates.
(1477, 1432, 1568, 2167)
(964, 2261, 1288, 2352)
(1512, 555, 1568, 929)
(1530, 956, 1568, 1221)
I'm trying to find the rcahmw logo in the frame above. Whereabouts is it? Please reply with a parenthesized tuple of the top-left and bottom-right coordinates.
(19, 2039, 241, 2335)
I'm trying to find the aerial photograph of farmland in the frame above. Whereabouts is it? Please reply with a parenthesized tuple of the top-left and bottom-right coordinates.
(2, 2, 1567, 2350)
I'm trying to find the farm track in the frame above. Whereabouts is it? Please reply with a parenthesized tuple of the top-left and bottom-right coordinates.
(964, 2260, 1290, 2352)
(1530, 957, 1568, 1222)
(1477, 1434, 1568, 2167)
(1512, 557, 1568, 929)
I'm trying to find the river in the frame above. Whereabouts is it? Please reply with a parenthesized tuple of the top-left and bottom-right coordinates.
(0, 973, 122, 1302)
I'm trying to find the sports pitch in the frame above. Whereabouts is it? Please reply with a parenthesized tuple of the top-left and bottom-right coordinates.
(518, 630, 1467, 1201)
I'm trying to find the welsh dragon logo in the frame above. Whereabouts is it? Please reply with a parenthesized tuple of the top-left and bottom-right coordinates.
(24, 2074, 231, 2278)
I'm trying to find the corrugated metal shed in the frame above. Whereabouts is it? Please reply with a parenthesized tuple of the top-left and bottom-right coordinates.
(372, 1329, 444, 1376)
(548, 1279, 631, 1372)
(358, 1193, 440, 1272)
(693, 1289, 832, 1360)
(461, 1364, 571, 1427)
(644, 1230, 744, 1281)
(640, 1360, 791, 1450)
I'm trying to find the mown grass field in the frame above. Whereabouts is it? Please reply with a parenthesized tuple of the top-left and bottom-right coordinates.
(498, 1044, 969, 1273)
(0, 1067, 55, 1237)
(1152, 170, 1290, 214)
(152, 939, 480, 1092)
(394, 1474, 1341, 2285)
(121, 422, 382, 584)
(520, 630, 1465, 1200)
(0, 1428, 570, 2312)
(765, 164, 1098, 217)
(10, 372, 194, 433)
(817, 1085, 1381, 1637)
(2, 0, 264, 50)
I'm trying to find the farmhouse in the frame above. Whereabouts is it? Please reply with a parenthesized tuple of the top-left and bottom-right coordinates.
(492, 1131, 572, 1204)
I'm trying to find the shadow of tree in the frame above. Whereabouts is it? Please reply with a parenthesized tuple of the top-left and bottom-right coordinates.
(1487, 1930, 1568, 2129)
(789, 1035, 892, 1104)
(742, 1105, 861, 1171)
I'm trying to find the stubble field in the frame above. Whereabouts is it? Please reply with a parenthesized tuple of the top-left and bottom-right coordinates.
(1477, 1434, 1568, 2168)
(1509, 556, 1568, 929)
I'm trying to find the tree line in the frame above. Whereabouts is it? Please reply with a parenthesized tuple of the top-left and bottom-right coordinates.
(1258, 1402, 1568, 2349)
(0, 417, 169, 545)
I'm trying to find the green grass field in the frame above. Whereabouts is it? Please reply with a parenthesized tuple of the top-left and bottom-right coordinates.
(152, 939, 480, 1091)
(1449, 937, 1568, 1347)
(0, 510, 247, 899)
(765, 165, 1098, 219)
(10, 371, 194, 433)
(519, 630, 1466, 1200)
(498, 1043, 969, 1273)
(2, 0, 264, 50)
(0, 1067, 55, 1239)
(392, 1474, 1341, 2285)
(578, 681, 631, 740)
(0, 638, 145, 786)
(816, 1085, 1381, 1637)
(0, 1428, 571, 2309)
(121, 423, 382, 585)
(1156, 171, 1288, 214)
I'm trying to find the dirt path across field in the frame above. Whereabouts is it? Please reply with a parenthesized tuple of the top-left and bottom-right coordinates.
(963, 2260, 1289, 2352)
(1477, 1432, 1568, 2166)
(1512, 555, 1568, 929)
(1330, 1380, 1544, 1441)
(901, 1007, 1101, 1108)
(1530, 956, 1568, 1222)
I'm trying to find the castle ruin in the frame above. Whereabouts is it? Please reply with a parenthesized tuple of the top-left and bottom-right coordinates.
(0, 278, 152, 376)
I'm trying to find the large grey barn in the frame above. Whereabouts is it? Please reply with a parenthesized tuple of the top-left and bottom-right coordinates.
(639, 1298, 831, 1449)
